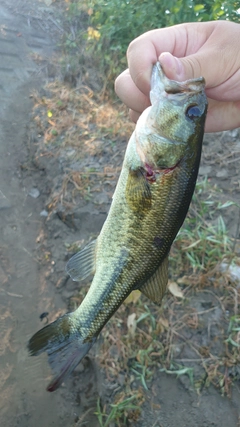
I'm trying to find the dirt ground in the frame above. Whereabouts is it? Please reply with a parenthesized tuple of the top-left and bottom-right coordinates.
(0, 1, 239, 426)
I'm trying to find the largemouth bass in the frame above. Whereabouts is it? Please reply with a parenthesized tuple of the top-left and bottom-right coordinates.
(28, 62, 208, 391)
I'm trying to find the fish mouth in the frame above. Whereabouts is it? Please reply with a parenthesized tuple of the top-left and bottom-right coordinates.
(153, 62, 206, 95)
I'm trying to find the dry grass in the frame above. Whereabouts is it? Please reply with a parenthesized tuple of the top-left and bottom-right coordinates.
(31, 56, 240, 425)
(32, 81, 134, 150)
(75, 180, 240, 404)
(31, 80, 134, 215)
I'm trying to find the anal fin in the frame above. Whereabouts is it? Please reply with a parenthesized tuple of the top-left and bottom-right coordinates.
(140, 256, 168, 305)
(66, 239, 97, 281)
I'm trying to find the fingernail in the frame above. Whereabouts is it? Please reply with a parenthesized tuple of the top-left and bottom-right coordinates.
(159, 52, 184, 80)
(173, 56, 184, 77)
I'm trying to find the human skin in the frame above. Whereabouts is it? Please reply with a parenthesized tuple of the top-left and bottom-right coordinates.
(115, 21, 240, 133)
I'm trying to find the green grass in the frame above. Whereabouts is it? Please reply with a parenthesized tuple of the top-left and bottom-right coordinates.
(96, 177, 240, 418)
(160, 364, 194, 385)
(95, 394, 141, 427)
(226, 315, 240, 348)
(31, 3, 240, 424)
(170, 178, 237, 276)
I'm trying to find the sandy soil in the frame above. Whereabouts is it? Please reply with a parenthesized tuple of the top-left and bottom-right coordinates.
(0, 1, 239, 426)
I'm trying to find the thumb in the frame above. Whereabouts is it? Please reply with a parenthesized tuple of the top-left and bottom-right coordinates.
(159, 51, 204, 82)
(159, 51, 240, 102)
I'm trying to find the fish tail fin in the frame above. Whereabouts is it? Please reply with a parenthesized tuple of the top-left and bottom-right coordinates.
(28, 314, 96, 392)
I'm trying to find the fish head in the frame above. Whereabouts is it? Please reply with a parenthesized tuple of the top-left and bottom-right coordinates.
(135, 62, 208, 170)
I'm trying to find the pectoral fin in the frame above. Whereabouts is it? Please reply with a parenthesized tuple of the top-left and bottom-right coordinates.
(140, 256, 168, 305)
(66, 239, 97, 281)
(125, 167, 151, 212)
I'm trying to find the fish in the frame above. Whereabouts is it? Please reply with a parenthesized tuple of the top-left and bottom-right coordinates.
(28, 62, 208, 392)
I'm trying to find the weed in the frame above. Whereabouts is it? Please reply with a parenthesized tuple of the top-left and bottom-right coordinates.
(95, 393, 141, 427)
(160, 363, 194, 385)
(137, 304, 156, 330)
(170, 179, 236, 279)
(226, 315, 240, 348)
(131, 346, 155, 390)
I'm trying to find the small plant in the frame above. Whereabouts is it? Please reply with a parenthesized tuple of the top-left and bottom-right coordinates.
(226, 315, 240, 348)
(131, 346, 155, 390)
(160, 363, 194, 385)
(170, 178, 236, 278)
(95, 393, 141, 427)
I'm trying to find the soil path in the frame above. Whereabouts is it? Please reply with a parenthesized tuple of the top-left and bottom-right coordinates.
(0, 2, 77, 425)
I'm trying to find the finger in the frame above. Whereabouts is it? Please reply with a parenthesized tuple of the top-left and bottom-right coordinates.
(115, 69, 150, 113)
(159, 21, 240, 101)
(160, 52, 240, 102)
(126, 22, 211, 96)
(164, 51, 240, 102)
(129, 109, 141, 124)
(159, 50, 217, 85)
(205, 99, 240, 133)
(206, 69, 240, 102)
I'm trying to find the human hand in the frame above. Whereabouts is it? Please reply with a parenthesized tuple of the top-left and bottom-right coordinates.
(115, 21, 240, 133)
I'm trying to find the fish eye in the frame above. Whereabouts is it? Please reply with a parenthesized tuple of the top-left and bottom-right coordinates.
(186, 105, 201, 120)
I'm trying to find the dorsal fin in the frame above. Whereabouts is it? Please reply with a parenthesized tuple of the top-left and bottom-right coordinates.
(66, 239, 97, 281)
(140, 256, 168, 305)
(125, 167, 151, 212)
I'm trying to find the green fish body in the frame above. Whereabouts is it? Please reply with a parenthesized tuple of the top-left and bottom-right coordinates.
(28, 63, 208, 391)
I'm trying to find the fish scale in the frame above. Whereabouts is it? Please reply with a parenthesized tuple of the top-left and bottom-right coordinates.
(28, 62, 208, 391)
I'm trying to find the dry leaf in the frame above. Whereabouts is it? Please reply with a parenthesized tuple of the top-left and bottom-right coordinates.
(124, 289, 141, 305)
(168, 282, 184, 298)
(159, 316, 169, 329)
(127, 313, 137, 337)
(177, 275, 192, 285)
